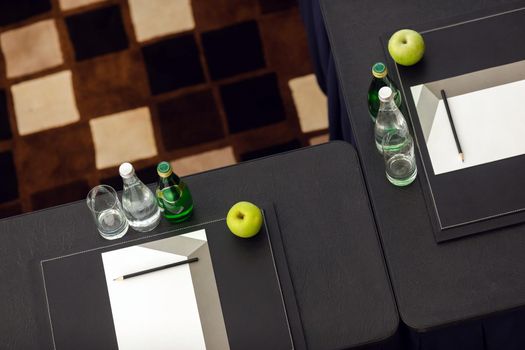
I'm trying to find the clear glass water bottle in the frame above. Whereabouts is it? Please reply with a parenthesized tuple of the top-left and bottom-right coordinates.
(119, 162, 161, 232)
(374, 86, 409, 154)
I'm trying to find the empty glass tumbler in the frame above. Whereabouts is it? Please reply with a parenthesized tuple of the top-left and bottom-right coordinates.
(382, 130, 417, 186)
(86, 185, 129, 240)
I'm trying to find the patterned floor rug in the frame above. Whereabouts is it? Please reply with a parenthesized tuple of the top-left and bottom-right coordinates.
(0, 0, 328, 218)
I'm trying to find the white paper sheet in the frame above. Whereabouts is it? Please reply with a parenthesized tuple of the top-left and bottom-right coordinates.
(413, 79, 525, 175)
(101, 229, 229, 350)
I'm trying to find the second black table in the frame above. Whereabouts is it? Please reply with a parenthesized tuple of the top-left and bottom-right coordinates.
(320, 0, 525, 336)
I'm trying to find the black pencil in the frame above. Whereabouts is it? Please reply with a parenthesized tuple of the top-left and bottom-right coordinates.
(114, 257, 199, 281)
(440, 89, 464, 162)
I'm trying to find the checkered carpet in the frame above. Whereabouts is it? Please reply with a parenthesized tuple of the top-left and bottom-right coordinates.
(0, 0, 328, 218)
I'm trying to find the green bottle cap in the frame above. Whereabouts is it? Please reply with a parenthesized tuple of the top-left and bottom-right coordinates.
(157, 161, 173, 178)
(372, 62, 387, 78)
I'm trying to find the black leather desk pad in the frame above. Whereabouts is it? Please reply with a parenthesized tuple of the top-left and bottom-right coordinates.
(381, 6, 525, 242)
(41, 205, 304, 350)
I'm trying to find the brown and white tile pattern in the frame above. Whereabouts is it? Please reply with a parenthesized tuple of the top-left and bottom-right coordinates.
(128, 0, 195, 42)
(11, 70, 80, 135)
(0, 0, 323, 216)
(58, 0, 108, 11)
(90, 107, 158, 169)
(309, 134, 330, 145)
(1, 20, 63, 78)
(170, 147, 236, 176)
(288, 74, 328, 133)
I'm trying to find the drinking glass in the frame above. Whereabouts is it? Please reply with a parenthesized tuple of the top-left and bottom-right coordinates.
(86, 185, 129, 240)
(382, 130, 417, 186)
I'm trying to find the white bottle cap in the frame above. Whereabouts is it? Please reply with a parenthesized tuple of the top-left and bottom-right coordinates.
(119, 162, 135, 179)
(378, 86, 393, 102)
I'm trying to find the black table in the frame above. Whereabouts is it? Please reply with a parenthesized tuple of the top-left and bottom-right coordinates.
(0, 142, 398, 350)
(319, 0, 525, 348)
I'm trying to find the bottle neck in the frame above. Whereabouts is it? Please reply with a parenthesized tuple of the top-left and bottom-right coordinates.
(373, 74, 390, 83)
(379, 98, 397, 111)
(159, 173, 181, 186)
(123, 174, 141, 187)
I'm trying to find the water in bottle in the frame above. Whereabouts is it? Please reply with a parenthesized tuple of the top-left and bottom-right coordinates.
(374, 86, 409, 154)
(119, 162, 161, 232)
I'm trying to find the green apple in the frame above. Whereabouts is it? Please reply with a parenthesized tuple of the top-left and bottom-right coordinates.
(226, 201, 263, 238)
(388, 29, 425, 66)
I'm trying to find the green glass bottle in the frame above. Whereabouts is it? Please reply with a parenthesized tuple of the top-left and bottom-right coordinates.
(367, 62, 402, 123)
(156, 162, 193, 223)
